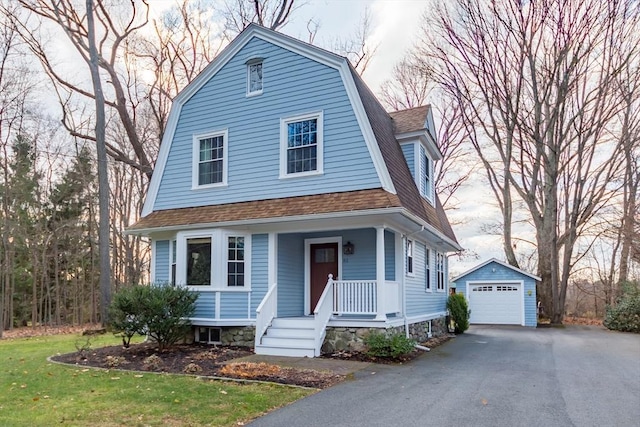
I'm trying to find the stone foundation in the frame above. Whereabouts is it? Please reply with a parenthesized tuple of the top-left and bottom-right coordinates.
(220, 326, 255, 347)
(191, 318, 447, 353)
(321, 317, 448, 354)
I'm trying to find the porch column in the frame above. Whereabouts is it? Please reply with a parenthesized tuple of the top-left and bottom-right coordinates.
(375, 227, 387, 320)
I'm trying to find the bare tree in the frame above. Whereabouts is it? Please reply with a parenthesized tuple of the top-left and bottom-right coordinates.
(11, 0, 154, 179)
(379, 58, 430, 111)
(422, 0, 640, 323)
(332, 7, 378, 75)
(222, 0, 296, 33)
(85, 0, 110, 324)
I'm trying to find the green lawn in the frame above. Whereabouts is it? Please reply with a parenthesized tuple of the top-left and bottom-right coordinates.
(0, 334, 313, 426)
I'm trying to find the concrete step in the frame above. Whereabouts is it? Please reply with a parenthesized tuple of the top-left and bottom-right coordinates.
(260, 336, 315, 349)
(254, 344, 316, 358)
(271, 317, 314, 329)
(267, 326, 315, 339)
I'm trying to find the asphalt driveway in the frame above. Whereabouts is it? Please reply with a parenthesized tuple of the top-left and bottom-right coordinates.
(249, 325, 640, 427)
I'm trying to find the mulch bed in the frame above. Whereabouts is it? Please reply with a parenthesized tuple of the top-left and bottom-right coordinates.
(50, 334, 455, 389)
(51, 342, 344, 389)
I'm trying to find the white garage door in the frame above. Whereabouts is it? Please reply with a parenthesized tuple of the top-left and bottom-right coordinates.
(468, 284, 522, 325)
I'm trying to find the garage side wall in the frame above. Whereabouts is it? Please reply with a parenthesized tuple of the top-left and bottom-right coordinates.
(454, 262, 537, 327)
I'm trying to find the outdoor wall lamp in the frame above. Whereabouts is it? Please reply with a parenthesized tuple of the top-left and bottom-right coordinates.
(343, 241, 355, 255)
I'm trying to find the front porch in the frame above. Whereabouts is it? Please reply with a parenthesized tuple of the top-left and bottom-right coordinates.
(255, 226, 404, 357)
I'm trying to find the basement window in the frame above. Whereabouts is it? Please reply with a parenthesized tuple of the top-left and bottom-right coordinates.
(196, 327, 221, 344)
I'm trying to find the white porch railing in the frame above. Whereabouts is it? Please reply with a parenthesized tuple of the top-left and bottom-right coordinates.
(312, 274, 335, 356)
(255, 284, 277, 346)
(332, 280, 401, 316)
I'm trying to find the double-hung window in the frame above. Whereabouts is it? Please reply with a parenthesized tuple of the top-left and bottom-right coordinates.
(193, 130, 228, 188)
(406, 240, 414, 275)
(247, 60, 263, 95)
(419, 145, 433, 202)
(436, 252, 445, 291)
(425, 247, 432, 292)
(280, 112, 323, 177)
(227, 236, 245, 287)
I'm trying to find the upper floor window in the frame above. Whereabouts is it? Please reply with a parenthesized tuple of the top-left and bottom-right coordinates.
(420, 145, 434, 202)
(436, 252, 445, 291)
(247, 60, 263, 95)
(193, 130, 228, 188)
(280, 112, 324, 178)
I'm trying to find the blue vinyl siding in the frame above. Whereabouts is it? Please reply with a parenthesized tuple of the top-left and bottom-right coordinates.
(405, 242, 448, 317)
(220, 292, 249, 318)
(455, 261, 537, 327)
(154, 240, 170, 283)
(154, 37, 380, 211)
(278, 234, 305, 316)
(250, 234, 269, 316)
(193, 292, 215, 319)
(401, 143, 415, 180)
(385, 230, 395, 281)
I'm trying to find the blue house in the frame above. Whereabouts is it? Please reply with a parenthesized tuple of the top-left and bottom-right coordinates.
(129, 24, 461, 357)
(451, 259, 539, 327)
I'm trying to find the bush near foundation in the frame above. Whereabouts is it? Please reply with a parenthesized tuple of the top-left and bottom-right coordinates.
(110, 284, 197, 350)
(604, 283, 640, 333)
(364, 331, 416, 358)
(447, 293, 470, 334)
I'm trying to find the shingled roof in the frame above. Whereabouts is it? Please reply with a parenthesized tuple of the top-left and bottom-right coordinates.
(129, 189, 401, 232)
(348, 66, 458, 245)
(389, 105, 430, 134)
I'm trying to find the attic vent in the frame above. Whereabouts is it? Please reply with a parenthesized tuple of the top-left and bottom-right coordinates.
(196, 327, 221, 344)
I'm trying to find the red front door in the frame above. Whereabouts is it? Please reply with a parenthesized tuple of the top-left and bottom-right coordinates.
(310, 243, 339, 314)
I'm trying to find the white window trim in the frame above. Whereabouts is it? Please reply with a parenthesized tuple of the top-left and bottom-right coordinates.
(406, 239, 415, 277)
(246, 60, 263, 97)
(425, 246, 432, 293)
(175, 229, 251, 291)
(192, 129, 228, 189)
(279, 111, 324, 179)
(223, 231, 252, 288)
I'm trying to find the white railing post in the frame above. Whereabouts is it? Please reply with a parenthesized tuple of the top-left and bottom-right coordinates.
(313, 274, 334, 356)
(255, 284, 277, 347)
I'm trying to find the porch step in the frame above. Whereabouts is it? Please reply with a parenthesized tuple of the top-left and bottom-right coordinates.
(254, 345, 315, 358)
(255, 317, 317, 357)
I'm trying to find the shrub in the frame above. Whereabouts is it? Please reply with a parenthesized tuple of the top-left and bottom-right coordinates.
(604, 283, 640, 333)
(364, 331, 416, 358)
(447, 293, 470, 334)
(110, 284, 198, 350)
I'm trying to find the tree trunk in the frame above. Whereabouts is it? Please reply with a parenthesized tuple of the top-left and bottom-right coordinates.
(87, 0, 111, 325)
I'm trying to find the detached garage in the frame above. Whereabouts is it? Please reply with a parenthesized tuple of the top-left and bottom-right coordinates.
(451, 259, 539, 327)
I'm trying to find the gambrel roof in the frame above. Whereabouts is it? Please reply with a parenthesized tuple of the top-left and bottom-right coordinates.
(131, 24, 459, 250)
